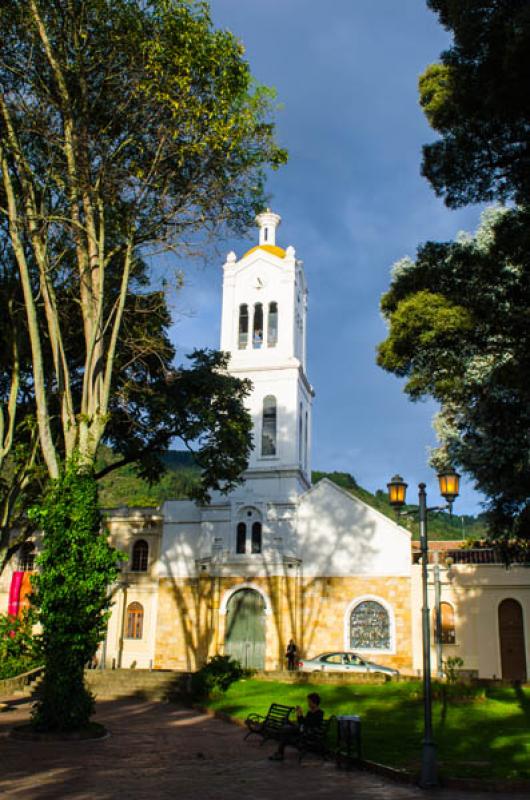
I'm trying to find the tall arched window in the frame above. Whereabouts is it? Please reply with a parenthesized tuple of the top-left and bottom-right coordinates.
(251, 522, 262, 554)
(238, 304, 248, 349)
(261, 395, 277, 456)
(18, 542, 36, 571)
(350, 600, 390, 651)
(253, 303, 263, 348)
(435, 602, 456, 644)
(298, 403, 303, 463)
(126, 602, 144, 639)
(304, 410, 309, 469)
(131, 539, 149, 572)
(267, 302, 278, 347)
(236, 522, 246, 554)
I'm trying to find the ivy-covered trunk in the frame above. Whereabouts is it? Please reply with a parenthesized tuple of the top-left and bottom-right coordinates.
(30, 465, 122, 731)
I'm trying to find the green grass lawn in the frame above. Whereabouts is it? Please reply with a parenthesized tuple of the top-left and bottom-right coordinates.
(205, 678, 530, 781)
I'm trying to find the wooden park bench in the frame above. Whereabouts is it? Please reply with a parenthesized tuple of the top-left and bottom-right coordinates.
(244, 702, 294, 743)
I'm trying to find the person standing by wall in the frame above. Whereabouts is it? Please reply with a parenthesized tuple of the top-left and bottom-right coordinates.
(286, 639, 298, 671)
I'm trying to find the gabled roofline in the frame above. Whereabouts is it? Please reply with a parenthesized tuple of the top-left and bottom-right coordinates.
(300, 478, 411, 540)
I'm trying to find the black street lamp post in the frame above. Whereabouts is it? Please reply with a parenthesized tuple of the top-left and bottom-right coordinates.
(387, 469, 460, 789)
(418, 482, 436, 788)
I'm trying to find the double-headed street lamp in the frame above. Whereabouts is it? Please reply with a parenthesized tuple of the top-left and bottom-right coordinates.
(387, 469, 460, 789)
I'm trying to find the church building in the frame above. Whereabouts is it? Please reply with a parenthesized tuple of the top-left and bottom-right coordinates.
(104, 210, 415, 674)
(2, 211, 529, 682)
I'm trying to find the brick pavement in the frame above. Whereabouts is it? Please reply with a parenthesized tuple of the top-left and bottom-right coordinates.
(0, 697, 526, 800)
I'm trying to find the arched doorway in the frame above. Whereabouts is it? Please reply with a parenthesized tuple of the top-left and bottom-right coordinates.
(498, 598, 527, 681)
(225, 589, 266, 670)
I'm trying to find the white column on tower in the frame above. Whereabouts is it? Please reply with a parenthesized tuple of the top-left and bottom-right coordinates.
(256, 209, 281, 246)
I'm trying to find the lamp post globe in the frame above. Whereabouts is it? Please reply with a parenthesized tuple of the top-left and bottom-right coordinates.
(387, 474, 408, 509)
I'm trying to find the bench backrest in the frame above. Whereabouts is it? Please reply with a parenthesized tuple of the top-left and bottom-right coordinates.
(264, 703, 294, 729)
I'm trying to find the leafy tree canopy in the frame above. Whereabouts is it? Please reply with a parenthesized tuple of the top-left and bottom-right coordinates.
(0, 0, 286, 479)
(0, 0, 282, 569)
(420, 0, 530, 207)
(378, 207, 530, 537)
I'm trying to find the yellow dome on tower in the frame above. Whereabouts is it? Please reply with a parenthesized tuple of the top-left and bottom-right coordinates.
(242, 244, 286, 260)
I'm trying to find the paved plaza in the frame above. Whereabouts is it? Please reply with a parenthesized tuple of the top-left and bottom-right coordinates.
(0, 697, 526, 800)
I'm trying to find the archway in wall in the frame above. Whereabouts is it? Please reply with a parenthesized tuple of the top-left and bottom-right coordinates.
(498, 598, 527, 681)
(225, 589, 266, 670)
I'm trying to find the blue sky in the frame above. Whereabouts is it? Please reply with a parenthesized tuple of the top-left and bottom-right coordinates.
(170, 1, 486, 516)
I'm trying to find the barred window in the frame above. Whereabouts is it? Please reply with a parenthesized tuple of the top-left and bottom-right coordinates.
(131, 539, 149, 572)
(350, 600, 390, 651)
(18, 542, 36, 571)
(126, 602, 144, 639)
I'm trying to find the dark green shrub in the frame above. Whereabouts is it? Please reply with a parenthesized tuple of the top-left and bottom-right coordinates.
(0, 610, 41, 680)
(190, 655, 250, 699)
(29, 465, 123, 731)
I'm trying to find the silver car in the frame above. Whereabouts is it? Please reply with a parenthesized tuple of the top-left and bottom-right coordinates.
(297, 651, 399, 677)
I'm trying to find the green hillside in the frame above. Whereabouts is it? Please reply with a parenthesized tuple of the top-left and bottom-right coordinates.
(96, 447, 200, 508)
(96, 449, 486, 539)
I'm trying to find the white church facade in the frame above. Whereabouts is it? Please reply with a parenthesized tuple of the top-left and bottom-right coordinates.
(2, 212, 529, 681)
(104, 210, 415, 674)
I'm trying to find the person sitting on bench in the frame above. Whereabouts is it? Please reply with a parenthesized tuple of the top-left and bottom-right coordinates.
(269, 692, 324, 761)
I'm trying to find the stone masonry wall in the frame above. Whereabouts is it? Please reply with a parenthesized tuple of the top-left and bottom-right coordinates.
(154, 574, 412, 672)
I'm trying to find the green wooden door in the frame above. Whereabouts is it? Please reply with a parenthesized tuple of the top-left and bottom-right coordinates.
(225, 589, 266, 670)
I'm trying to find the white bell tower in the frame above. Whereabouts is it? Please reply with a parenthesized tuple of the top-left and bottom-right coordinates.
(220, 210, 314, 497)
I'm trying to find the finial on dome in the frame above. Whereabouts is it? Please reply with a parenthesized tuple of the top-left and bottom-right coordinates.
(256, 209, 281, 246)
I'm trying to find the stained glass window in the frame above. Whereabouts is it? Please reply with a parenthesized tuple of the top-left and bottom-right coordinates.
(350, 600, 390, 650)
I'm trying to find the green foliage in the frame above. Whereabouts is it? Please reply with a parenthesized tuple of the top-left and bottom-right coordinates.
(311, 471, 358, 490)
(379, 207, 530, 538)
(443, 655, 465, 685)
(96, 447, 201, 507)
(0, 0, 280, 570)
(0, 610, 41, 680)
(420, 0, 530, 207)
(190, 654, 250, 699)
(29, 465, 123, 731)
(381, 3, 530, 540)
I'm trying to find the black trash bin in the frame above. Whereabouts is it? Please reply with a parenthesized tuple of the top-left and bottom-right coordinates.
(336, 715, 362, 767)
